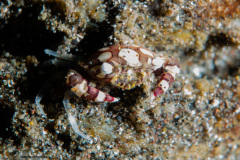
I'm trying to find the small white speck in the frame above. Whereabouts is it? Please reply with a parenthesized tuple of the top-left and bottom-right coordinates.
(192, 66, 206, 77)
(235, 107, 240, 114)
(191, 110, 196, 115)
(43, 130, 47, 135)
(114, 150, 119, 156)
(97, 145, 101, 150)
(212, 99, 220, 107)
(184, 89, 192, 95)
(176, 15, 180, 21)
(127, 69, 134, 76)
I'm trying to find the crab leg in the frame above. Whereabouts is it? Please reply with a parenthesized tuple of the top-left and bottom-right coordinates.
(66, 70, 119, 102)
(63, 90, 93, 142)
(153, 58, 180, 97)
(35, 72, 65, 118)
(44, 49, 80, 61)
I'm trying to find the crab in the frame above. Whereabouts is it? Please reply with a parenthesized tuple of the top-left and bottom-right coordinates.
(35, 44, 180, 142)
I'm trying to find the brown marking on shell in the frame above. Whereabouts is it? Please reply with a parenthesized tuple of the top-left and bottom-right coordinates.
(86, 45, 179, 92)
(127, 46, 155, 66)
(87, 45, 124, 69)
(106, 45, 127, 66)
(87, 61, 120, 81)
(159, 73, 175, 86)
(88, 45, 157, 70)
(104, 72, 118, 80)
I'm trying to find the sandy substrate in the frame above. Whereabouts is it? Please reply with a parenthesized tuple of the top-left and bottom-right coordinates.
(0, 0, 240, 159)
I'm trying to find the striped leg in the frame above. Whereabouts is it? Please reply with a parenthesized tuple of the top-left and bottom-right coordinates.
(153, 59, 180, 97)
(66, 70, 119, 102)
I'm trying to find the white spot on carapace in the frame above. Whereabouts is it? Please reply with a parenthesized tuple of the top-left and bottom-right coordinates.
(98, 52, 112, 62)
(159, 80, 169, 92)
(140, 48, 154, 57)
(165, 65, 180, 78)
(152, 57, 165, 66)
(118, 49, 142, 67)
(98, 47, 110, 51)
(147, 58, 152, 65)
(95, 91, 106, 102)
(165, 65, 180, 74)
(101, 62, 113, 74)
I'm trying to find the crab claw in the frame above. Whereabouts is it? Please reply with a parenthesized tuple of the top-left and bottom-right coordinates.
(67, 70, 119, 102)
(154, 77, 171, 97)
(153, 87, 164, 97)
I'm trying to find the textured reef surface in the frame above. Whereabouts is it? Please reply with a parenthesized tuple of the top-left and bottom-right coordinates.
(0, 0, 240, 159)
